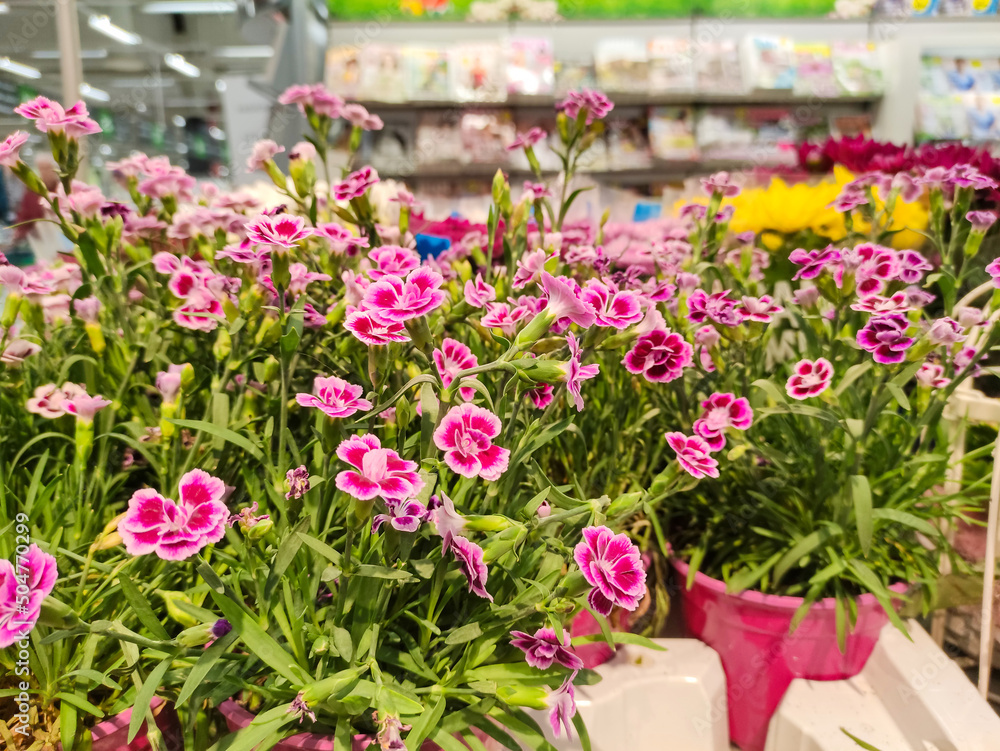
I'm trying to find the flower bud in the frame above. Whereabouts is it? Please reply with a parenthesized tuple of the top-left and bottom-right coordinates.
(607, 491, 643, 518)
(85, 321, 106, 355)
(497, 685, 548, 710)
(510, 356, 566, 384)
(492, 169, 507, 206)
(247, 517, 273, 541)
(213, 328, 232, 361)
(263, 356, 280, 383)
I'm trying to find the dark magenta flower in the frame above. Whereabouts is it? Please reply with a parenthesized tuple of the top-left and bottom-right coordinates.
(507, 127, 547, 151)
(510, 627, 584, 671)
(371, 498, 427, 534)
(557, 89, 613, 124)
(546, 674, 577, 739)
(857, 315, 914, 364)
(622, 329, 693, 384)
(295, 375, 372, 419)
(449, 535, 492, 601)
(789, 246, 840, 281)
(285, 466, 311, 500)
(573, 525, 646, 616)
(687, 290, 741, 327)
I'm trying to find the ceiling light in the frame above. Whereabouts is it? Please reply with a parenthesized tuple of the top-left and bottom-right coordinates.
(0, 57, 42, 80)
(88, 15, 142, 46)
(79, 83, 111, 102)
(208, 125, 225, 140)
(112, 77, 175, 88)
(172, 114, 186, 127)
(215, 79, 227, 92)
(214, 45, 272, 59)
(0, 4, 10, 13)
(33, 49, 109, 60)
(164, 53, 200, 78)
(143, 1, 237, 13)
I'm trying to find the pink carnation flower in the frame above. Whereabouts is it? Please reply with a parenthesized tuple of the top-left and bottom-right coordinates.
(540, 272, 596, 329)
(0, 545, 58, 648)
(581, 279, 642, 329)
(850, 291, 911, 315)
(245, 213, 312, 249)
(362, 268, 446, 322)
(622, 330, 693, 383)
(738, 295, 783, 323)
(245, 139, 284, 171)
(0, 131, 29, 168)
(315, 222, 369, 256)
(367, 245, 420, 280)
(557, 89, 613, 124)
(785, 358, 834, 400)
(507, 127, 547, 151)
(665, 432, 719, 479)
(789, 246, 840, 281)
(510, 627, 584, 671)
(433, 403, 510, 481)
(687, 290, 741, 327)
(559, 333, 600, 412)
(513, 249, 551, 290)
(546, 676, 577, 739)
(528, 383, 554, 409)
(174, 289, 224, 332)
(333, 166, 379, 202)
(119, 469, 229, 561)
(857, 314, 914, 364)
(335, 434, 424, 501)
(296, 376, 372, 419)
(344, 311, 410, 346)
(372, 498, 427, 534)
(15, 97, 101, 138)
(463, 273, 497, 308)
(916, 362, 950, 389)
(433, 338, 479, 401)
(701, 171, 741, 197)
(481, 303, 529, 336)
(278, 83, 343, 118)
(26, 382, 85, 419)
(449, 535, 492, 601)
(573, 525, 646, 616)
(987, 257, 1000, 289)
(692, 393, 753, 452)
(429, 493, 466, 552)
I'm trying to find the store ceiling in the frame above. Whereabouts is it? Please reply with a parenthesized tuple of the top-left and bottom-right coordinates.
(0, 0, 282, 126)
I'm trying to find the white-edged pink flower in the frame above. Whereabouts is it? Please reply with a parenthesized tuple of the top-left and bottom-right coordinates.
(288, 263, 332, 295)
(513, 249, 551, 289)
(480, 303, 529, 336)
(463, 273, 496, 308)
(344, 311, 410, 346)
(362, 268, 445, 323)
(296, 376, 372, 419)
(850, 291, 911, 315)
(574, 525, 646, 616)
(245, 213, 312, 249)
(156, 364, 187, 404)
(692, 393, 753, 452)
(65, 392, 112, 424)
(665, 432, 719, 479)
(371, 499, 427, 534)
(916, 362, 950, 389)
(0, 131, 29, 167)
(433, 338, 479, 401)
(428, 493, 466, 551)
(333, 166, 379, 202)
(546, 675, 577, 740)
(119, 470, 228, 561)
(540, 272, 596, 329)
(580, 279, 642, 329)
(26, 382, 85, 419)
(433, 403, 510, 481)
(559, 333, 599, 412)
(738, 295, 783, 323)
(367, 245, 420, 280)
(449, 535, 492, 601)
(174, 288, 224, 332)
(0, 544, 57, 648)
(316, 222, 369, 257)
(245, 139, 284, 172)
(785, 358, 834, 400)
(335, 434, 424, 501)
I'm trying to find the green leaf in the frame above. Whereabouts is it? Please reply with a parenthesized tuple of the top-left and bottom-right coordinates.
(444, 622, 483, 645)
(834, 362, 873, 396)
(752, 378, 788, 405)
(54, 692, 105, 718)
(204, 581, 309, 686)
(404, 695, 446, 751)
(211, 704, 295, 751)
(378, 685, 424, 716)
(333, 627, 353, 662)
(848, 559, 908, 634)
(297, 532, 343, 566)
(773, 528, 840, 584)
(885, 382, 910, 411)
(841, 728, 885, 750)
(835, 594, 847, 654)
(60, 698, 78, 751)
(430, 728, 470, 751)
(176, 630, 239, 706)
(569, 632, 666, 651)
(354, 564, 417, 582)
(851, 475, 873, 557)
(265, 517, 311, 601)
(725, 552, 782, 594)
(167, 418, 263, 462)
(118, 572, 170, 641)
(572, 713, 592, 751)
(128, 657, 172, 742)
(871, 508, 936, 537)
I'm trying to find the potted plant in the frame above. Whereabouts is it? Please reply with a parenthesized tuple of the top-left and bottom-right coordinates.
(0, 87, 667, 749)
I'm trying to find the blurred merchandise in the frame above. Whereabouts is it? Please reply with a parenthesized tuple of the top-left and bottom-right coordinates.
(405, 46, 451, 101)
(694, 41, 746, 95)
(793, 43, 838, 97)
(831, 41, 884, 95)
(742, 36, 797, 91)
(504, 37, 555, 96)
(648, 107, 699, 160)
(648, 38, 694, 93)
(449, 42, 506, 102)
(360, 44, 407, 102)
(594, 39, 649, 93)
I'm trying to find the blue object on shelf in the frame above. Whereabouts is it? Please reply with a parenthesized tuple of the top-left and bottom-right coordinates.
(415, 233, 451, 259)
(633, 202, 662, 222)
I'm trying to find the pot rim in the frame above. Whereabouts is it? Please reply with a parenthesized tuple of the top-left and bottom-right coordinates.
(671, 558, 908, 612)
(91, 695, 165, 741)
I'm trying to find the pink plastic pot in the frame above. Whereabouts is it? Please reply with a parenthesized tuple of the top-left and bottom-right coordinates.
(90, 696, 182, 751)
(569, 606, 637, 669)
(672, 559, 907, 751)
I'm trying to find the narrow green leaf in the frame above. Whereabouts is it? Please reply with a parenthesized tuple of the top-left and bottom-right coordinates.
(871, 508, 936, 537)
(851, 475, 873, 557)
(841, 728, 885, 750)
(572, 713, 592, 751)
(404, 695, 446, 751)
(354, 564, 417, 582)
(885, 382, 910, 411)
(54, 692, 105, 718)
(774, 528, 839, 584)
(59, 697, 78, 751)
(167, 418, 263, 462)
(176, 630, 239, 706)
(128, 658, 172, 742)
(297, 532, 343, 565)
(118, 572, 170, 641)
(265, 517, 311, 601)
(445, 622, 483, 645)
(569, 632, 666, 651)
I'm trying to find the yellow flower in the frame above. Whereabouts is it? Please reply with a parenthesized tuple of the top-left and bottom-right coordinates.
(673, 166, 929, 250)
